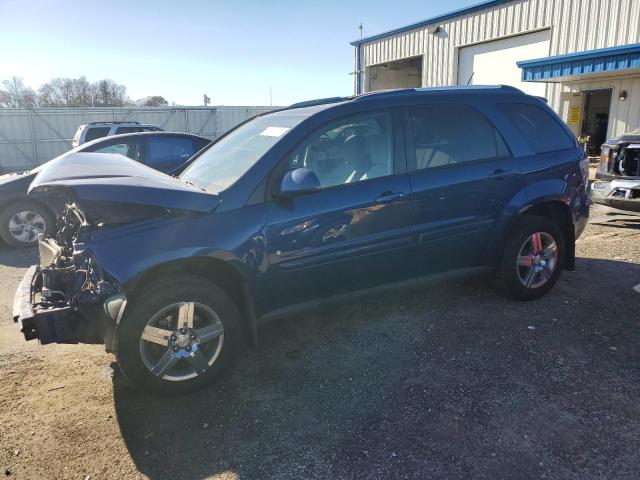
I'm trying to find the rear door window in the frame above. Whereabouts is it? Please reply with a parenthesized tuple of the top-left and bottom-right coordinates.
(83, 139, 143, 161)
(145, 136, 196, 172)
(84, 127, 110, 142)
(193, 137, 211, 153)
(407, 105, 508, 170)
(93, 142, 129, 156)
(499, 103, 575, 153)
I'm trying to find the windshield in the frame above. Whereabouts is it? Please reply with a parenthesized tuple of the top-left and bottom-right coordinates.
(179, 113, 307, 192)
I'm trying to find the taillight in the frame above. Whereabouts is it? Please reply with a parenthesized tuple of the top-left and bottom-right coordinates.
(579, 155, 590, 181)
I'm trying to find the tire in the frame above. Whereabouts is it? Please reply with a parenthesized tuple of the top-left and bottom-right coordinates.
(0, 201, 55, 248)
(116, 274, 243, 395)
(495, 215, 565, 301)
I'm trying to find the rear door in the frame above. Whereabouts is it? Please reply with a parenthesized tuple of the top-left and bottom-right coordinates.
(264, 109, 413, 307)
(405, 103, 522, 275)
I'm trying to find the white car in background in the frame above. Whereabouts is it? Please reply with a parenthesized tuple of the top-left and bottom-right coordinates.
(71, 121, 162, 147)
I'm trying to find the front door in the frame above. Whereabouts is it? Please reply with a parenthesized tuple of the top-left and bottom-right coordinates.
(265, 110, 413, 307)
(404, 103, 521, 275)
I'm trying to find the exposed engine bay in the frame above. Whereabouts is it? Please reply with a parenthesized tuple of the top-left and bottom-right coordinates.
(13, 202, 122, 346)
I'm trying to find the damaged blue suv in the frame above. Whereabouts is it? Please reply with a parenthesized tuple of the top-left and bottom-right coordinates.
(14, 86, 590, 394)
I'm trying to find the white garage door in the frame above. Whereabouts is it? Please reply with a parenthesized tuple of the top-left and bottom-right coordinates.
(458, 30, 551, 96)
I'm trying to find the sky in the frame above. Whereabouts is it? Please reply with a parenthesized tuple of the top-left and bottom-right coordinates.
(0, 0, 476, 106)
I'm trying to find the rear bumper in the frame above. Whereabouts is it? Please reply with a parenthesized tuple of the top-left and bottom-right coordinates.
(574, 191, 590, 240)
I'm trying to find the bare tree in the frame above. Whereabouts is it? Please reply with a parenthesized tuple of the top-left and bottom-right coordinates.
(0, 77, 37, 108)
(93, 79, 130, 107)
(3, 76, 134, 108)
(39, 76, 108, 107)
(140, 95, 169, 107)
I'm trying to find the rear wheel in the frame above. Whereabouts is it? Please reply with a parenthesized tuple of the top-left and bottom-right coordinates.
(116, 275, 243, 395)
(0, 201, 54, 248)
(495, 215, 565, 300)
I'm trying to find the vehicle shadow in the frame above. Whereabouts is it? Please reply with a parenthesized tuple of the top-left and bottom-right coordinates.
(112, 258, 640, 479)
(0, 243, 37, 267)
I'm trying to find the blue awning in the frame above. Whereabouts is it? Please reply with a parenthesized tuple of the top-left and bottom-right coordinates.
(518, 43, 640, 82)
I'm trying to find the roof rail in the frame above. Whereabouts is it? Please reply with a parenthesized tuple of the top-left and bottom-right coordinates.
(88, 120, 141, 125)
(288, 97, 349, 109)
(352, 88, 417, 101)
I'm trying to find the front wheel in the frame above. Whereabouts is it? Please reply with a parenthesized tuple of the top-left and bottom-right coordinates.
(116, 275, 243, 395)
(495, 215, 565, 301)
(0, 201, 54, 248)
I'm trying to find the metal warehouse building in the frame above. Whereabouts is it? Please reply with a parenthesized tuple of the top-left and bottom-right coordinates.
(352, 0, 640, 151)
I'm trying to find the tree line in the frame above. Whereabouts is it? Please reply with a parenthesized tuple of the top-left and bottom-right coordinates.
(0, 76, 168, 108)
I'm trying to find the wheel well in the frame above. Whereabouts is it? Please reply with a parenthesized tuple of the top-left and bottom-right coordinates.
(127, 257, 244, 308)
(1, 196, 55, 220)
(125, 257, 257, 345)
(521, 201, 575, 270)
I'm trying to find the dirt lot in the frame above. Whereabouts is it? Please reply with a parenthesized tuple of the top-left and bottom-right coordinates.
(1, 204, 639, 479)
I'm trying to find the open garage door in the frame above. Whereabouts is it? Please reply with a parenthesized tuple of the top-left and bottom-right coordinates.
(367, 56, 423, 92)
(458, 30, 550, 96)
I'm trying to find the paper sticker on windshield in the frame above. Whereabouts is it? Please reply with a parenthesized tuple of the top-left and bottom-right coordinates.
(260, 127, 289, 137)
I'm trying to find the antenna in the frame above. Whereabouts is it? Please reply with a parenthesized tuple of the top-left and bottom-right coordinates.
(358, 22, 363, 38)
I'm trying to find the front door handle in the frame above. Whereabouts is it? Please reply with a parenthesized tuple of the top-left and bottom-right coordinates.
(490, 169, 512, 180)
(375, 191, 405, 203)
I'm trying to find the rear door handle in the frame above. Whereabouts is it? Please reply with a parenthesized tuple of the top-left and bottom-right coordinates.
(490, 169, 512, 180)
(375, 191, 405, 203)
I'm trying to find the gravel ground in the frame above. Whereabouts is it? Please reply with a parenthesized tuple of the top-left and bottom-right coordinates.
(1, 204, 639, 480)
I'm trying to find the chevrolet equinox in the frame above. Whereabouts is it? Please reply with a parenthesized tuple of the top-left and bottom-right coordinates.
(14, 86, 590, 394)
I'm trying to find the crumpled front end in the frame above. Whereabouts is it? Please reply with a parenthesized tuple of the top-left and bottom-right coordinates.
(591, 178, 640, 212)
(13, 203, 125, 349)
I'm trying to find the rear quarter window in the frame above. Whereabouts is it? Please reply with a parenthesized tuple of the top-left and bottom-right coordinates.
(499, 103, 575, 154)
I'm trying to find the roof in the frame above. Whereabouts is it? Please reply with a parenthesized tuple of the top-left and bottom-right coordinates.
(518, 43, 640, 82)
(350, 0, 515, 46)
(280, 85, 525, 113)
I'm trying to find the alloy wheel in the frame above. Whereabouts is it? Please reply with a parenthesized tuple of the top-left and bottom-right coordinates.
(139, 302, 224, 381)
(516, 231, 558, 289)
(8, 210, 46, 244)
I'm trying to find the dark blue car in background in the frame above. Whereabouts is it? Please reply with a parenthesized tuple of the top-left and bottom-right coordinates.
(13, 86, 590, 394)
(0, 131, 210, 248)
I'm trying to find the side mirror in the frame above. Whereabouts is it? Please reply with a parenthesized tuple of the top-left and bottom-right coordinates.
(278, 168, 321, 196)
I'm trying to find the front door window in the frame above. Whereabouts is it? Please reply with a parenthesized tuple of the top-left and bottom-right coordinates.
(286, 111, 394, 188)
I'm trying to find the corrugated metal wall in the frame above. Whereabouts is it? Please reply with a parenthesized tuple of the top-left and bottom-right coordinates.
(358, 0, 640, 136)
(559, 75, 640, 138)
(0, 106, 274, 170)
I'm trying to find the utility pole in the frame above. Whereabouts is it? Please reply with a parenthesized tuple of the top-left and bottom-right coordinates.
(269, 87, 273, 107)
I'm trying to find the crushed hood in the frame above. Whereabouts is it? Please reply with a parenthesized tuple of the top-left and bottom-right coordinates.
(29, 152, 220, 214)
